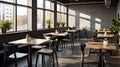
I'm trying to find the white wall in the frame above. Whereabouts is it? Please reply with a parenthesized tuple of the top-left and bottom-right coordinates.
(68, 4, 117, 31)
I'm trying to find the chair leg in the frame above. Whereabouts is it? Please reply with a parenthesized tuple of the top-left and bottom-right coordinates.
(55, 52, 58, 66)
(42, 55, 45, 66)
(52, 55, 55, 67)
(35, 54, 39, 67)
(14, 58, 17, 67)
(2, 56, 6, 67)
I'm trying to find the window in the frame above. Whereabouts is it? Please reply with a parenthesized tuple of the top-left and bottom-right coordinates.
(45, 0, 50, 9)
(50, 2, 54, 11)
(37, 10, 43, 29)
(57, 13, 61, 22)
(0, 0, 32, 32)
(0, 3, 14, 32)
(17, 6, 28, 31)
(57, 4, 60, 12)
(37, 0, 43, 8)
(17, 0, 27, 5)
(69, 15, 75, 27)
(45, 11, 54, 28)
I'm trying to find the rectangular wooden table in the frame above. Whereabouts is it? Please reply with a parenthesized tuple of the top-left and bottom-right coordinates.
(86, 42, 117, 67)
(9, 38, 49, 67)
(97, 34, 114, 38)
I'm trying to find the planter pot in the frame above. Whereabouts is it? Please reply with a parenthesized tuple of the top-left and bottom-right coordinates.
(62, 25, 64, 27)
(1, 28, 6, 33)
(48, 25, 50, 28)
(103, 40, 108, 46)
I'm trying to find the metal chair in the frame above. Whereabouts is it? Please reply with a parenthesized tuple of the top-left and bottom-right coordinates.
(35, 40, 58, 67)
(3, 43, 29, 67)
(80, 44, 98, 67)
(104, 42, 120, 67)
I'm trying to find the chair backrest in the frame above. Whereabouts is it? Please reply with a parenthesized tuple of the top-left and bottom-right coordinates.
(50, 40, 58, 53)
(3, 43, 18, 57)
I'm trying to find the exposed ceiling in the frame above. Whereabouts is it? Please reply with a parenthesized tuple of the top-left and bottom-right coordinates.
(57, 0, 119, 6)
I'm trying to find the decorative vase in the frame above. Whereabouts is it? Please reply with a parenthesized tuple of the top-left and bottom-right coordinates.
(1, 28, 6, 33)
(103, 40, 108, 46)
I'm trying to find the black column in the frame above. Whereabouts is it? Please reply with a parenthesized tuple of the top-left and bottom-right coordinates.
(54, 0, 57, 28)
(66, 6, 69, 27)
(32, 0, 37, 31)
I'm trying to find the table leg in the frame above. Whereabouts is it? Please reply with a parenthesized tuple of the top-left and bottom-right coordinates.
(99, 49, 103, 67)
(28, 46, 32, 67)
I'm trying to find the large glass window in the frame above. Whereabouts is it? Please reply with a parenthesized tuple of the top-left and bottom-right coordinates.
(45, 0, 50, 9)
(0, 3, 14, 32)
(57, 4, 60, 12)
(37, 10, 43, 29)
(45, 11, 54, 28)
(69, 15, 75, 27)
(17, 6, 28, 31)
(57, 13, 61, 22)
(0, 0, 32, 32)
(17, 0, 27, 5)
(37, 0, 43, 8)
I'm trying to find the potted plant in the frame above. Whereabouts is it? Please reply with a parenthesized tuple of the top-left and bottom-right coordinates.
(0, 20, 12, 33)
(103, 38, 108, 46)
(111, 19, 120, 44)
(61, 22, 65, 27)
(46, 20, 51, 28)
(57, 22, 61, 28)
(111, 19, 120, 34)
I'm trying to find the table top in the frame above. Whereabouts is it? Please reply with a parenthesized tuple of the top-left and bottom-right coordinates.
(9, 38, 49, 46)
(97, 34, 114, 38)
(45, 32, 68, 36)
(66, 30, 77, 32)
(98, 31, 111, 33)
(86, 42, 117, 50)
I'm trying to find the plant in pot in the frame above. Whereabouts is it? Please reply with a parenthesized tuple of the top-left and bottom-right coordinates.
(0, 20, 12, 33)
(46, 20, 51, 28)
(57, 22, 61, 28)
(61, 22, 65, 27)
(111, 19, 120, 44)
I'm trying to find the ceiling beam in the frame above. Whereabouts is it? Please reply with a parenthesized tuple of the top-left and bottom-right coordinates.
(64, 1, 104, 6)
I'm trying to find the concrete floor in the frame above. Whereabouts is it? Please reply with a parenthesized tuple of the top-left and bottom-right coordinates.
(5, 39, 116, 67)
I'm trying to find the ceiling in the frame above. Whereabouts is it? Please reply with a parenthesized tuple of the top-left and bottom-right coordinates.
(57, 0, 119, 6)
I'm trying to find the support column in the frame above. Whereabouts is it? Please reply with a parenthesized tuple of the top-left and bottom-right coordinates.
(54, 0, 57, 28)
(32, 0, 37, 31)
(66, 6, 69, 27)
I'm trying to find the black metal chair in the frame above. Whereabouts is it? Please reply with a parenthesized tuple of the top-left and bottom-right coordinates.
(80, 44, 98, 67)
(61, 32, 75, 51)
(35, 40, 58, 67)
(104, 44, 120, 67)
(3, 43, 29, 67)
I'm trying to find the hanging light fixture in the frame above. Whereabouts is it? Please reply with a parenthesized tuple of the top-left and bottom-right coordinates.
(105, 0, 111, 8)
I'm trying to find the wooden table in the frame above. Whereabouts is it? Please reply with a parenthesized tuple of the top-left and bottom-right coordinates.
(86, 42, 117, 67)
(66, 30, 77, 33)
(44, 32, 68, 36)
(97, 34, 114, 38)
(9, 38, 49, 67)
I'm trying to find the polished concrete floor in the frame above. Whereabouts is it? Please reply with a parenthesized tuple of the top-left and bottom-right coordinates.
(5, 38, 115, 67)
